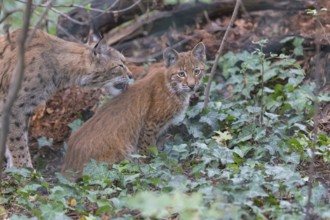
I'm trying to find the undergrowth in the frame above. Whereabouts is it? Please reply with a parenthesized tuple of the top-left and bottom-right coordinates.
(1, 40, 330, 220)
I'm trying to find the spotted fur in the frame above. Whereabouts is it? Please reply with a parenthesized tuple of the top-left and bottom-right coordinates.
(0, 29, 132, 168)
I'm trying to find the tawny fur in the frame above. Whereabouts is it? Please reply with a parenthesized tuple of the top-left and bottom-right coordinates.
(0, 29, 131, 168)
(62, 42, 206, 178)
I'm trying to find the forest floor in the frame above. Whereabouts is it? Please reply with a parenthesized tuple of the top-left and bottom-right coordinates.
(26, 0, 330, 188)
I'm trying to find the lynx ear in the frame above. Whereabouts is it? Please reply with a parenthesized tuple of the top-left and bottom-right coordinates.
(192, 42, 206, 61)
(163, 47, 179, 68)
(92, 38, 107, 57)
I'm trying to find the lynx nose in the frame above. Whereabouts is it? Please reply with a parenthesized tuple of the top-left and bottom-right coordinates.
(188, 84, 195, 91)
(127, 70, 133, 79)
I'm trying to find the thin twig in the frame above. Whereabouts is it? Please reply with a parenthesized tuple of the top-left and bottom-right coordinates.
(316, 19, 330, 44)
(240, 1, 252, 20)
(305, 5, 322, 219)
(203, 0, 241, 109)
(32, 10, 93, 48)
(0, 0, 32, 178)
(260, 48, 265, 126)
(15, 0, 104, 13)
(17, 0, 142, 15)
(0, 9, 23, 24)
(93, 0, 120, 18)
(49, 7, 86, 25)
(107, 0, 120, 11)
(26, 0, 56, 44)
(112, 0, 142, 14)
(126, 36, 193, 63)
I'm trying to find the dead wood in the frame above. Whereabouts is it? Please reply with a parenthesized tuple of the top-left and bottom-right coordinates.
(56, 0, 163, 42)
(56, 0, 314, 43)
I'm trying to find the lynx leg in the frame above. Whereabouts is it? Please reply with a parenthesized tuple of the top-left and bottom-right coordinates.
(138, 123, 158, 156)
(7, 109, 33, 168)
(5, 145, 14, 168)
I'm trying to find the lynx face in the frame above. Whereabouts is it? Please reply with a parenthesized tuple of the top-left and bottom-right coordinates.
(101, 61, 132, 95)
(163, 43, 206, 95)
(86, 43, 132, 95)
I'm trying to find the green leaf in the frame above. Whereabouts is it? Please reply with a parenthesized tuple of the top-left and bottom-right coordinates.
(124, 173, 140, 186)
(68, 119, 84, 132)
(10, 215, 37, 220)
(85, 3, 92, 13)
(6, 167, 32, 178)
(96, 199, 112, 215)
(37, 136, 53, 148)
(40, 203, 69, 220)
(186, 102, 204, 118)
(293, 37, 304, 56)
(148, 146, 159, 156)
(233, 145, 252, 158)
(247, 106, 261, 114)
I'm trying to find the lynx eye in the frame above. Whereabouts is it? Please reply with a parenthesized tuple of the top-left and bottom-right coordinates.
(177, 71, 186, 77)
(194, 68, 201, 75)
(119, 64, 124, 68)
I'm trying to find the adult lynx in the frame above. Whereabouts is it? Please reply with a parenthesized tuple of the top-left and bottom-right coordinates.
(62, 42, 206, 177)
(0, 29, 132, 168)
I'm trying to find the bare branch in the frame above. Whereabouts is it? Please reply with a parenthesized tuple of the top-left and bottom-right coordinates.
(126, 36, 193, 63)
(203, 0, 241, 109)
(305, 4, 322, 219)
(17, 0, 142, 15)
(0, 0, 32, 178)
(16, 0, 104, 14)
(112, 0, 142, 14)
(49, 7, 86, 25)
(0, 9, 23, 24)
(31, 10, 94, 48)
(27, 0, 56, 44)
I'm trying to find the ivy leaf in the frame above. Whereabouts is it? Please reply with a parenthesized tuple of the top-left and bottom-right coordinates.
(200, 111, 220, 129)
(246, 106, 261, 114)
(264, 68, 278, 82)
(124, 173, 140, 186)
(212, 146, 234, 164)
(212, 130, 233, 145)
(233, 145, 253, 158)
(96, 198, 112, 215)
(293, 37, 304, 56)
(318, 93, 330, 102)
(186, 123, 204, 138)
(6, 167, 32, 178)
(186, 102, 204, 118)
(283, 152, 301, 164)
(68, 119, 84, 132)
(40, 203, 70, 220)
(192, 142, 209, 150)
(37, 136, 53, 148)
(9, 215, 37, 220)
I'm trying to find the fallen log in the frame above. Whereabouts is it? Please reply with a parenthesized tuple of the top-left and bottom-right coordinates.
(56, 0, 163, 42)
(56, 0, 315, 43)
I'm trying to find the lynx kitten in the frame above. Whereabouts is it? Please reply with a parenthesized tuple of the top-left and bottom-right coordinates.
(62, 42, 206, 177)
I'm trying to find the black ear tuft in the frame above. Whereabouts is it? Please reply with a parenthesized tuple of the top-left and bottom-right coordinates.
(93, 32, 103, 49)
(163, 47, 179, 67)
(192, 42, 206, 61)
(92, 33, 106, 56)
